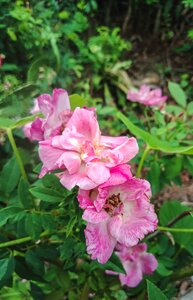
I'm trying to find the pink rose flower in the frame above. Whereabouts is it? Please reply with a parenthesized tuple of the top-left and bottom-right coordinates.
(127, 85, 167, 107)
(106, 243, 158, 287)
(39, 108, 138, 190)
(78, 169, 158, 263)
(23, 88, 72, 141)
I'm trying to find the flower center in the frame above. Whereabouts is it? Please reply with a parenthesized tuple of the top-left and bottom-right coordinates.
(104, 193, 122, 215)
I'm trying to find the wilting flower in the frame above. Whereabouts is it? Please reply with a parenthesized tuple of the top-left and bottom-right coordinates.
(106, 243, 158, 287)
(23, 88, 71, 141)
(127, 85, 167, 107)
(78, 170, 157, 263)
(39, 108, 138, 190)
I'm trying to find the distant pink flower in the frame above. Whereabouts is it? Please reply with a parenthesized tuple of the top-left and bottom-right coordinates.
(127, 85, 167, 107)
(39, 108, 138, 190)
(106, 243, 158, 287)
(78, 172, 157, 263)
(0, 54, 5, 67)
(23, 89, 71, 141)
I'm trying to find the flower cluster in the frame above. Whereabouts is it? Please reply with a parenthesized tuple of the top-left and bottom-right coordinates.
(127, 84, 167, 107)
(24, 88, 158, 287)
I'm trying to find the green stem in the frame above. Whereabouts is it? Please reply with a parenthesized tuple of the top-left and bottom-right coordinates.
(158, 226, 193, 233)
(0, 236, 32, 249)
(80, 282, 90, 300)
(144, 108, 151, 130)
(136, 145, 150, 178)
(0, 228, 66, 249)
(170, 264, 193, 281)
(6, 128, 28, 181)
(173, 246, 183, 259)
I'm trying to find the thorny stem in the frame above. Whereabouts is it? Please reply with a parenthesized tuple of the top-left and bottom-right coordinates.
(6, 128, 28, 181)
(136, 145, 150, 178)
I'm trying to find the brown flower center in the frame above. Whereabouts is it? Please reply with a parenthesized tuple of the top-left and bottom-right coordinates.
(104, 193, 122, 215)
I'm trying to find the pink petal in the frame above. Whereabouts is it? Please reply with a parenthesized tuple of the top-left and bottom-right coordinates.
(119, 262, 143, 287)
(23, 123, 32, 140)
(108, 215, 122, 239)
(100, 164, 132, 189)
(85, 222, 116, 264)
(30, 118, 44, 141)
(140, 253, 158, 274)
(52, 130, 83, 152)
(39, 139, 64, 171)
(86, 162, 110, 185)
(140, 85, 150, 94)
(100, 136, 138, 166)
(52, 88, 71, 110)
(59, 170, 97, 190)
(110, 137, 139, 165)
(83, 208, 109, 223)
(77, 190, 93, 209)
(66, 108, 101, 143)
(30, 99, 39, 114)
(56, 151, 81, 174)
(38, 94, 52, 116)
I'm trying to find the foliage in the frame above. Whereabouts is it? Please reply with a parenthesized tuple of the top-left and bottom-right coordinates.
(0, 1, 193, 299)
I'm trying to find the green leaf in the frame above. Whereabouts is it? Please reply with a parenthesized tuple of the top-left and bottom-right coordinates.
(25, 250, 44, 276)
(25, 213, 42, 240)
(148, 161, 161, 195)
(42, 173, 64, 192)
(66, 216, 77, 237)
(0, 115, 39, 129)
(18, 177, 33, 209)
(164, 156, 182, 179)
(159, 201, 193, 254)
(103, 253, 126, 274)
(30, 187, 64, 203)
(187, 101, 193, 115)
(27, 56, 49, 82)
(157, 260, 173, 276)
(0, 83, 37, 105)
(0, 118, 16, 129)
(69, 94, 87, 110)
(1, 63, 18, 71)
(13, 115, 38, 128)
(41, 214, 56, 232)
(117, 111, 193, 154)
(59, 238, 75, 260)
(147, 280, 168, 300)
(50, 33, 60, 70)
(168, 82, 187, 108)
(0, 206, 24, 226)
(1, 157, 21, 194)
(165, 105, 184, 115)
(184, 156, 193, 175)
(0, 257, 15, 284)
(30, 282, 44, 300)
(7, 27, 17, 41)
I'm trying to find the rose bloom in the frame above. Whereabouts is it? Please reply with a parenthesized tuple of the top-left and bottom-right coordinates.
(23, 88, 71, 141)
(127, 85, 167, 107)
(39, 108, 138, 190)
(106, 243, 158, 287)
(78, 165, 158, 263)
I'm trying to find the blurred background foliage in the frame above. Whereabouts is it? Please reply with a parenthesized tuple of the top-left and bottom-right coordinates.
(1, 0, 193, 299)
